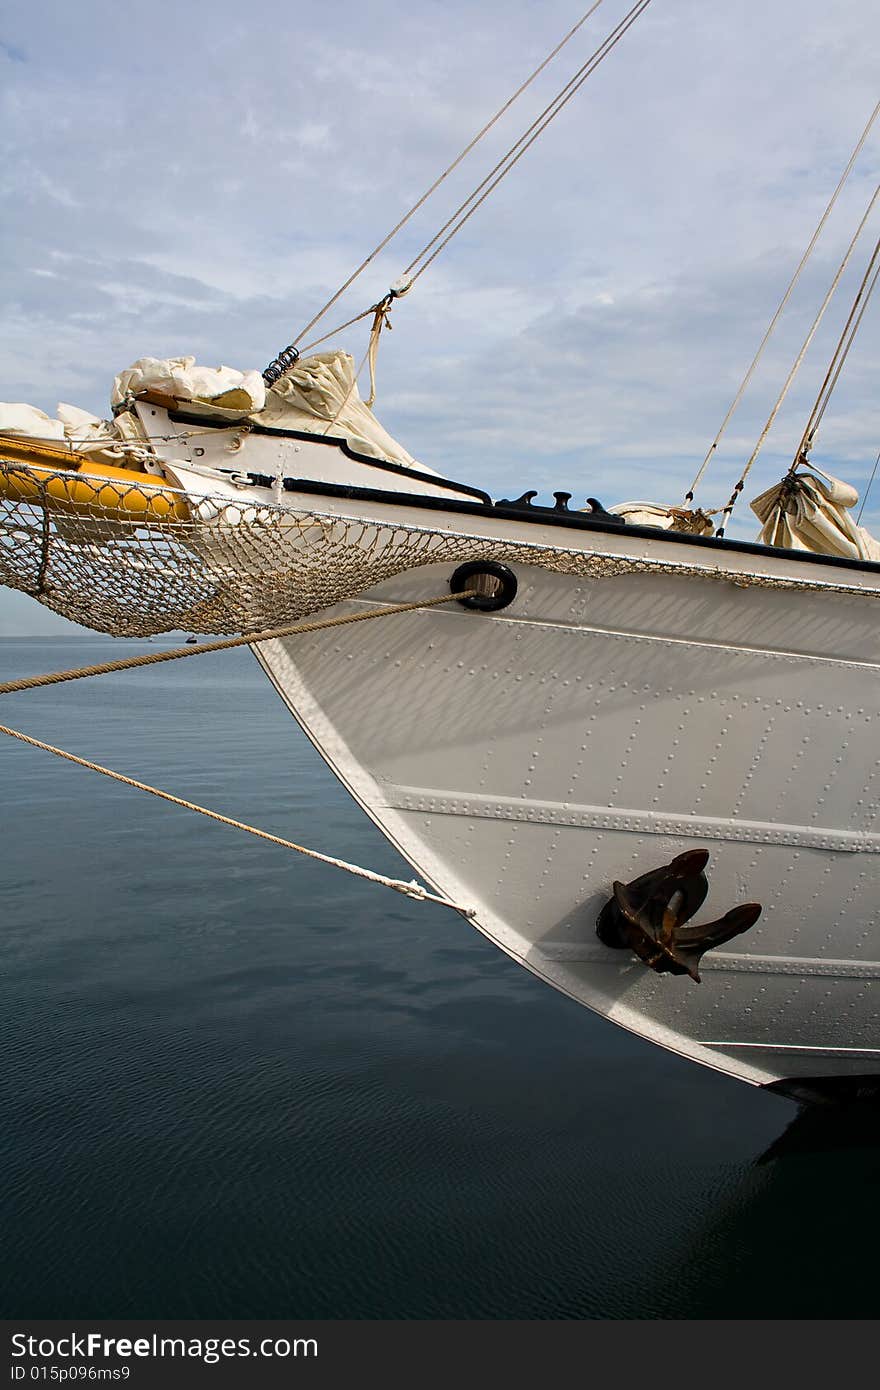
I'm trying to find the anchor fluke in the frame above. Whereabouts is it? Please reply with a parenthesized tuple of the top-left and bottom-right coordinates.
(596, 849, 761, 982)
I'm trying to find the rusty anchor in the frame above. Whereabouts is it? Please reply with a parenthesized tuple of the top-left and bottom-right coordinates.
(595, 849, 762, 982)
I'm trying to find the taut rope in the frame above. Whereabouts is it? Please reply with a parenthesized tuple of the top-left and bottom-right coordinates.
(0, 588, 478, 916)
(0, 723, 475, 916)
(263, 2, 607, 378)
(263, 1, 657, 381)
(715, 182, 880, 536)
(400, 0, 654, 289)
(789, 229, 880, 474)
(685, 97, 880, 505)
(856, 447, 880, 525)
(0, 592, 472, 696)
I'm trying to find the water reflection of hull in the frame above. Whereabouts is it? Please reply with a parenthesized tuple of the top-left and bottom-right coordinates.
(758, 1090, 880, 1162)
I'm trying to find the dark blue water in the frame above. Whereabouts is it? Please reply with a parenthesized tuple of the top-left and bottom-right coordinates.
(1, 637, 878, 1319)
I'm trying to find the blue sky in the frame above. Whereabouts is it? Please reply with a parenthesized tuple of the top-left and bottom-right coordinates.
(1, 0, 878, 632)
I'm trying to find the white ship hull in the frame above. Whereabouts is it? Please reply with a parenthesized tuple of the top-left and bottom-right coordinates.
(129, 407, 880, 1096)
(5, 407, 878, 1095)
(252, 556, 878, 1093)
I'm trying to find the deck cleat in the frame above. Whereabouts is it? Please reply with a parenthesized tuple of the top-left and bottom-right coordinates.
(596, 849, 761, 982)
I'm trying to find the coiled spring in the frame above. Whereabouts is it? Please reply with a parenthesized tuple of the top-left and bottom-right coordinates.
(262, 344, 300, 386)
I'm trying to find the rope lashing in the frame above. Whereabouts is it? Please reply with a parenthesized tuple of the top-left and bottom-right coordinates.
(0, 722, 476, 916)
(0, 591, 475, 697)
(298, 308, 375, 357)
(278, 279, 414, 368)
(686, 97, 880, 505)
(365, 294, 395, 408)
(272, 285, 408, 413)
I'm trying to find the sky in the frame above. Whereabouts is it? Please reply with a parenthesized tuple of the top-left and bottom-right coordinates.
(1, 0, 878, 633)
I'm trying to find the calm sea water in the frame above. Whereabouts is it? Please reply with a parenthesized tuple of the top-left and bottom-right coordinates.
(1, 636, 878, 1320)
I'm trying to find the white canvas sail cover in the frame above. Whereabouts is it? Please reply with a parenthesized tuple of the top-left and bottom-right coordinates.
(4, 350, 423, 472)
(112, 357, 267, 417)
(0, 403, 67, 441)
(750, 468, 880, 562)
(607, 501, 674, 528)
(256, 350, 425, 471)
(607, 501, 714, 535)
(109, 350, 424, 471)
(0, 401, 127, 455)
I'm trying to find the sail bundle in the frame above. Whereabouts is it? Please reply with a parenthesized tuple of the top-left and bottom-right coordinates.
(751, 468, 880, 562)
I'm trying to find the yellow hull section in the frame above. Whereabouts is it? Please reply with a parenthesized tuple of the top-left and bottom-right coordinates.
(0, 435, 189, 522)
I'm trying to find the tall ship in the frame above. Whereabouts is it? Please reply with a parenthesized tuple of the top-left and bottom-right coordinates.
(2, 1, 878, 1101)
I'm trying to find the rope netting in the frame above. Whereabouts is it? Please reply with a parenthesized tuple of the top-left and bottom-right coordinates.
(1, 460, 877, 638)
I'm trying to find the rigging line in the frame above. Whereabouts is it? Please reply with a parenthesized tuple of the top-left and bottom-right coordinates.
(790, 232, 880, 471)
(311, 294, 395, 412)
(299, 305, 377, 357)
(405, 0, 654, 285)
(270, 1, 607, 364)
(715, 182, 880, 536)
(293, 4, 652, 380)
(856, 447, 880, 524)
(685, 96, 880, 504)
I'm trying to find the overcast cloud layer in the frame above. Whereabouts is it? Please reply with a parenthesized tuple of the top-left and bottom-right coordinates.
(1, 0, 878, 631)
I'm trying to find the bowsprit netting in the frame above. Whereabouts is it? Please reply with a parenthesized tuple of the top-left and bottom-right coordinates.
(1, 460, 877, 638)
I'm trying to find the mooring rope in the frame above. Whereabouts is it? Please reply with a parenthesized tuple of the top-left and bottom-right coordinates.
(0, 587, 478, 916)
(0, 591, 472, 696)
(0, 722, 476, 916)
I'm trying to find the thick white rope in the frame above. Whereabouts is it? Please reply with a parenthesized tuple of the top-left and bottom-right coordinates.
(686, 98, 880, 504)
(0, 723, 476, 916)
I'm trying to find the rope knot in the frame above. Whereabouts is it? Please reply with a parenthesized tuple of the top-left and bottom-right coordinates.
(365, 296, 396, 407)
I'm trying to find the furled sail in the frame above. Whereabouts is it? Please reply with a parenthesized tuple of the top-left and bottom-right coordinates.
(255, 350, 424, 471)
(110, 350, 422, 471)
(0, 401, 140, 465)
(0, 403, 67, 441)
(3, 349, 418, 471)
(750, 467, 880, 561)
(112, 357, 267, 418)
